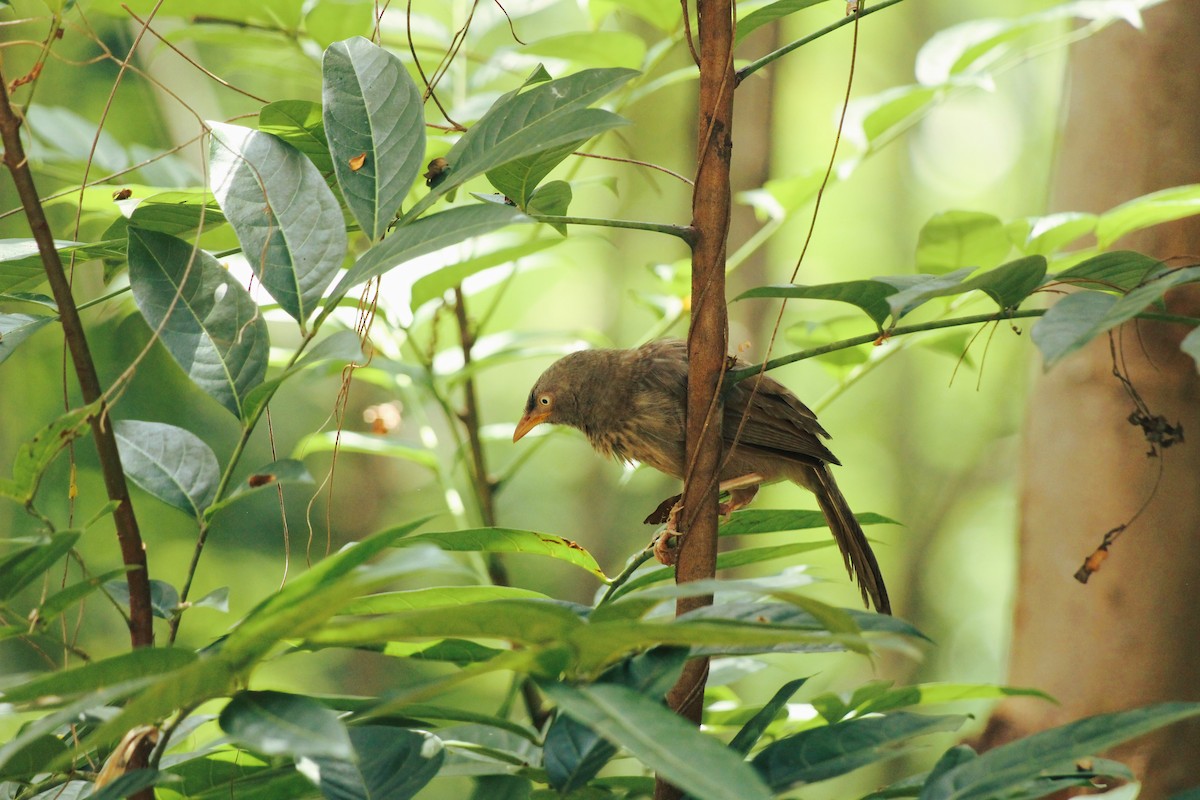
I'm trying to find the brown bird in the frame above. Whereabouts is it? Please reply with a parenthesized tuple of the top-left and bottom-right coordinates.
(512, 339, 890, 614)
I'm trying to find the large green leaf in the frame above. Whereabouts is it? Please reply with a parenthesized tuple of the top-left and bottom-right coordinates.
(486, 141, 581, 207)
(409, 237, 558, 311)
(209, 121, 346, 328)
(0, 313, 56, 364)
(543, 682, 773, 800)
(126, 191, 227, 238)
(308, 727, 444, 800)
(128, 228, 269, 418)
(323, 37, 425, 240)
(1033, 266, 1200, 366)
(406, 67, 635, 219)
(220, 690, 354, 760)
(1052, 250, 1164, 291)
(918, 703, 1200, 800)
(114, 420, 219, 518)
(329, 203, 527, 299)
(753, 712, 966, 790)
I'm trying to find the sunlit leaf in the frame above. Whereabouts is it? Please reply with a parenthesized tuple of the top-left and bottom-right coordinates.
(1052, 250, 1164, 291)
(409, 238, 558, 311)
(396, 528, 606, 579)
(0, 647, 196, 706)
(734, 280, 898, 328)
(407, 67, 635, 219)
(209, 121, 346, 327)
(341, 585, 549, 615)
(0, 402, 100, 504)
(259, 99, 333, 174)
(128, 228, 269, 418)
(1097, 184, 1200, 248)
(0, 532, 79, 602)
(323, 37, 425, 240)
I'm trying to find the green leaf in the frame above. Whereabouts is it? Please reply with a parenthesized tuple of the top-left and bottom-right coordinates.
(36, 567, 131, 621)
(720, 508, 899, 535)
(0, 647, 196, 705)
(330, 203, 527, 300)
(209, 121, 346, 328)
(307, 726, 444, 800)
(729, 678, 809, 755)
(487, 141, 581, 207)
(294, 430, 440, 471)
(106, 578, 180, 620)
(1010, 212, 1097, 255)
(407, 67, 635, 219)
(753, 712, 966, 791)
(527, 180, 574, 232)
(918, 703, 1200, 800)
(1052, 250, 1164, 291)
(127, 191, 227, 238)
(737, 0, 828, 42)
(0, 402, 100, 504)
(0, 734, 68, 780)
(957, 256, 1048, 310)
(128, 228, 270, 418)
(220, 690, 354, 760)
(0, 239, 113, 294)
(734, 280, 898, 328)
(396, 528, 606, 579)
(883, 267, 977, 322)
(341, 585, 549, 615)
(1096, 184, 1200, 249)
(856, 683, 1053, 716)
(217, 458, 314, 508)
(0, 533, 78, 602)
(114, 420, 219, 518)
(542, 682, 773, 800)
(323, 37, 425, 240)
(0, 313, 56, 364)
(259, 99, 333, 175)
(409, 237, 558, 311)
(1034, 266, 1200, 366)
(916, 211, 1011, 274)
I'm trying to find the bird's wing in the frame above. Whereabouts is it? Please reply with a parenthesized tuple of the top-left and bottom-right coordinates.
(722, 372, 840, 466)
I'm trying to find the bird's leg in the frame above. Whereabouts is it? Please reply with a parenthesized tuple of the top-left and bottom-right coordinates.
(652, 474, 767, 565)
(717, 473, 764, 519)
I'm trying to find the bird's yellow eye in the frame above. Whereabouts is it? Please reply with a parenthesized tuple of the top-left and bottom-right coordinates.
(539, 395, 551, 406)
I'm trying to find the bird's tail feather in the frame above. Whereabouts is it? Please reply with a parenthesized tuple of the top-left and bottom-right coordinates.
(811, 466, 891, 615)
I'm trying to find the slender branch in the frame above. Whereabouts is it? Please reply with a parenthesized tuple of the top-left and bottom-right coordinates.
(526, 213, 696, 242)
(736, 0, 907, 85)
(658, 0, 734, 795)
(0, 72, 154, 649)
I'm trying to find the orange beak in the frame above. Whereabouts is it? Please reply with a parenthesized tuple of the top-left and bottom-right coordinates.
(512, 408, 551, 442)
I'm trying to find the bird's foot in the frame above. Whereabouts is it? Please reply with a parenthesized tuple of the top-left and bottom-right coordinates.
(653, 500, 684, 565)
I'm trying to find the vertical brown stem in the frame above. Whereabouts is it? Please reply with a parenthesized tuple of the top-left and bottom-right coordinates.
(657, 0, 734, 796)
(452, 286, 549, 729)
(0, 74, 154, 650)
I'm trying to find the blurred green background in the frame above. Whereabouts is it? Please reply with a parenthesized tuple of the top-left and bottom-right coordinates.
(0, 0, 1087, 793)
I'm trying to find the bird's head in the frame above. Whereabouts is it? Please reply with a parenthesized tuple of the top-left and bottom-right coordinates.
(512, 350, 617, 442)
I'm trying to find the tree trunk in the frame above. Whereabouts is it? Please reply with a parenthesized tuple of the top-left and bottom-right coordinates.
(980, 6, 1200, 795)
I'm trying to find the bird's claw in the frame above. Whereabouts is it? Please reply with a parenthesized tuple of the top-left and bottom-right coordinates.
(653, 500, 684, 565)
